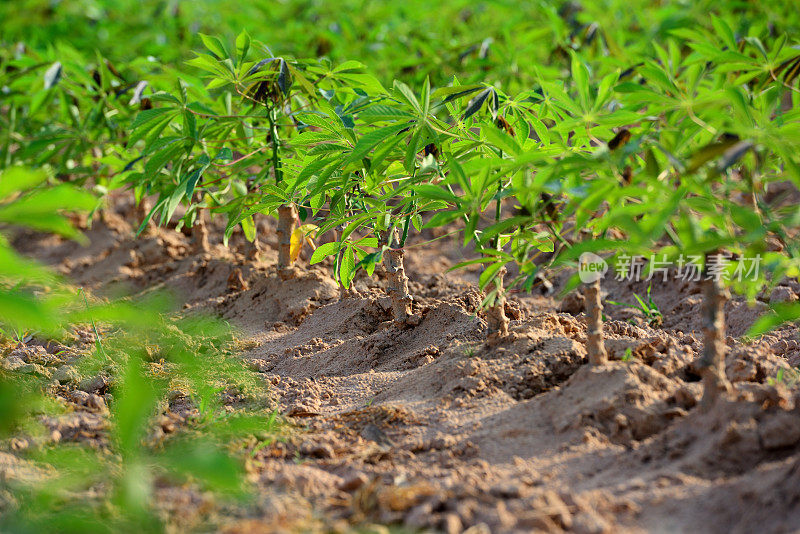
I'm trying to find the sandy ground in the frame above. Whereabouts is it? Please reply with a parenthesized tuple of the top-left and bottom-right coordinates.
(8, 193, 800, 533)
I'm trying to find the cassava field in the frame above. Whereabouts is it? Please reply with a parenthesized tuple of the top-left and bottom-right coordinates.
(3, 1, 800, 532)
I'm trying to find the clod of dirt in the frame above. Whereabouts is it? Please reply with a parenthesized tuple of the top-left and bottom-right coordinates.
(559, 291, 585, 314)
(337, 472, 368, 492)
(227, 267, 249, 291)
(52, 365, 80, 384)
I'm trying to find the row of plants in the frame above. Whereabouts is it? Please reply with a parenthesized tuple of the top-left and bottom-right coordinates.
(5, 15, 800, 401)
(5, 1, 800, 92)
(121, 22, 800, 404)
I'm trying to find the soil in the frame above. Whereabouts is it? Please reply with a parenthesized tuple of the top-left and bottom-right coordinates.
(6, 192, 800, 533)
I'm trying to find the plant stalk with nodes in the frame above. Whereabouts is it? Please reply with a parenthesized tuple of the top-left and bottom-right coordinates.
(276, 203, 298, 277)
(382, 226, 414, 324)
(191, 190, 211, 253)
(698, 254, 733, 409)
(584, 277, 608, 365)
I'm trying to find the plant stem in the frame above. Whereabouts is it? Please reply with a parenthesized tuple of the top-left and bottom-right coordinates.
(245, 215, 262, 261)
(400, 205, 412, 248)
(699, 260, 732, 409)
(191, 191, 210, 254)
(270, 104, 296, 277)
(492, 182, 502, 251)
(486, 266, 510, 339)
(268, 108, 282, 184)
(585, 278, 608, 365)
(276, 204, 296, 277)
(383, 227, 412, 323)
(486, 175, 509, 340)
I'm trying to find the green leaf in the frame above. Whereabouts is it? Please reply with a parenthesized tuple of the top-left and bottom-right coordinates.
(277, 58, 292, 95)
(479, 262, 504, 291)
(570, 52, 590, 111)
(392, 80, 421, 113)
(463, 87, 494, 120)
(359, 105, 414, 122)
(114, 356, 164, 454)
(413, 184, 459, 203)
(339, 245, 356, 288)
(747, 302, 800, 337)
(131, 107, 175, 130)
(423, 210, 461, 229)
(43, 61, 62, 89)
(235, 30, 251, 65)
(310, 241, 340, 264)
(334, 60, 367, 72)
(343, 123, 410, 166)
(198, 33, 229, 59)
(478, 216, 528, 245)
(0, 167, 48, 199)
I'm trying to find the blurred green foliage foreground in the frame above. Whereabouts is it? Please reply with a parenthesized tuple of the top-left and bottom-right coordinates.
(0, 171, 280, 532)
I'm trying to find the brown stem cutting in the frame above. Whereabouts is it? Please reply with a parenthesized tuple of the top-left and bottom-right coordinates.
(276, 204, 297, 279)
(698, 273, 732, 410)
(191, 192, 210, 254)
(585, 278, 608, 365)
(486, 266, 509, 339)
(382, 228, 413, 323)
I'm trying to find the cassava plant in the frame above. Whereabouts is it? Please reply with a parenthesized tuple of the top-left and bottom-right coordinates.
(120, 32, 385, 277)
(297, 77, 452, 323)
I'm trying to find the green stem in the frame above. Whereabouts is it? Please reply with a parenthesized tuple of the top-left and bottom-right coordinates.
(268, 108, 282, 184)
(334, 230, 343, 282)
(493, 183, 503, 251)
(399, 211, 412, 248)
(492, 150, 505, 252)
(3, 107, 16, 168)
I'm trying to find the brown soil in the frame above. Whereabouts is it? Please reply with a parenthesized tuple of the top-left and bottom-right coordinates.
(8, 193, 800, 533)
